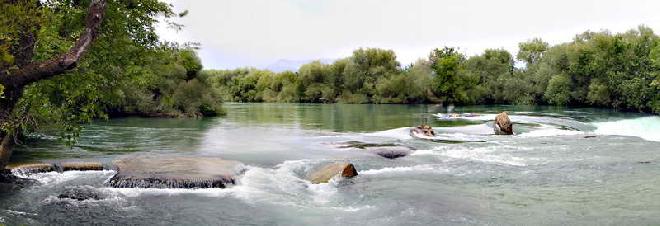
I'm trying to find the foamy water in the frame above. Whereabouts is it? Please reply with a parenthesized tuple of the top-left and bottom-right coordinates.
(592, 116, 660, 142)
(3, 104, 660, 225)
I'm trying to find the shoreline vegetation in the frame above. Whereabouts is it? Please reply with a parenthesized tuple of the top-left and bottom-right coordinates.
(204, 26, 659, 115)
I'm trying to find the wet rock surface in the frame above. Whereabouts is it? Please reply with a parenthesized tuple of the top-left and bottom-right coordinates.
(60, 162, 104, 171)
(494, 112, 513, 135)
(8, 163, 56, 174)
(58, 186, 106, 201)
(367, 146, 414, 159)
(108, 155, 246, 188)
(336, 141, 414, 159)
(307, 162, 358, 184)
(0, 169, 36, 192)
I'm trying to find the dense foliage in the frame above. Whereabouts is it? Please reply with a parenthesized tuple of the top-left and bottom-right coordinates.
(1, 0, 221, 143)
(207, 26, 660, 113)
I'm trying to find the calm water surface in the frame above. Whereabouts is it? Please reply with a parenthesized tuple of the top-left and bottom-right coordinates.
(1, 103, 659, 225)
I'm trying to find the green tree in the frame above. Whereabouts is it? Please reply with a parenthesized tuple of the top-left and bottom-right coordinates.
(544, 74, 572, 105)
(0, 0, 178, 170)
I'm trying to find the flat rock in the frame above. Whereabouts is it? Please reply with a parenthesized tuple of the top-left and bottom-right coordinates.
(335, 141, 414, 159)
(108, 156, 246, 188)
(307, 162, 358, 184)
(61, 162, 104, 171)
(8, 163, 56, 174)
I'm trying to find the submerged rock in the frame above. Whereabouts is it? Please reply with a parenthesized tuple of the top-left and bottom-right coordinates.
(60, 162, 104, 171)
(0, 169, 36, 192)
(337, 141, 398, 149)
(366, 146, 414, 159)
(108, 156, 246, 188)
(9, 163, 56, 174)
(58, 186, 106, 201)
(336, 141, 414, 159)
(494, 112, 513, 135)
(307, 162, 358, 184)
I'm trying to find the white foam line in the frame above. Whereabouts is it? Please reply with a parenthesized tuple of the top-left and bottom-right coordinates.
(593, 116, 660, 142)
(359, 164, 448, 175)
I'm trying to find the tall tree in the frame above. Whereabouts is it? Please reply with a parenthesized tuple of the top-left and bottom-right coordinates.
(0, 0, 107, 170)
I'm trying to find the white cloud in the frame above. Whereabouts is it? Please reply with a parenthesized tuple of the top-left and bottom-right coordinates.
(158, 0, 660, 69)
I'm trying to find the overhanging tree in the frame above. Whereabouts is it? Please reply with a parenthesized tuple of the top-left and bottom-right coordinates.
(0, 0, 107, 170)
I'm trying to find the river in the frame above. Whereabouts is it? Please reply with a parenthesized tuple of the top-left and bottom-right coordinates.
(1, 103, 659, 225)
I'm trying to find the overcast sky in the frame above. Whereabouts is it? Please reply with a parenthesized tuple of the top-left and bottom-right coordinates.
(158, 0, 660, 70)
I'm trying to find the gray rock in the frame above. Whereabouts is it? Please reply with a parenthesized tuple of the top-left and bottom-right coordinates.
(58, 186, 105, 201)
(336, 141, 414, 159)
(108, 155, 246, 188)
(364, 146, 414, 159)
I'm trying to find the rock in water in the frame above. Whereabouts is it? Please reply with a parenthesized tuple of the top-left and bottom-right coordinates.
(58, 186, 105, 201)
(366, 146, 413, 159)
(108, 156, 246, 188)
(61, 162, 104, 171)
(0, 169, 36, 192)
(307, 162, 358, 184)
(494, 112, 513, 135)
(335, 141, 414, 159)
(8, 163, 56, 174)
(411, 124, 436, 137)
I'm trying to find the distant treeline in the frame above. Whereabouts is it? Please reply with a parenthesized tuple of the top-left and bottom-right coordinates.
(204, 26, 660, 113)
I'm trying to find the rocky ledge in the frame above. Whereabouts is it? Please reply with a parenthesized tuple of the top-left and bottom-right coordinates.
(8, 161, 105, 174)
(108, 155, 246, 189)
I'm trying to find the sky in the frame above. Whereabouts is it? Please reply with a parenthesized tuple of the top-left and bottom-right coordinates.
(158, 0, 660, 70)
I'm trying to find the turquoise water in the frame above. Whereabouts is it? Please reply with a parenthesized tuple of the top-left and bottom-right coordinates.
(1, 103, 659, 225)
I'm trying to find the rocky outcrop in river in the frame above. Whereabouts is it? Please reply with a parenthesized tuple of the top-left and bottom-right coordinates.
(9, 163, 56, 174)
(8, 162, 105, 174)
(307, 162, 358, 184)
(108, 155, 246, 188)
(336, 141, 414, 159)
(494, 112, 513, 135)
(61, 162, 104, 171)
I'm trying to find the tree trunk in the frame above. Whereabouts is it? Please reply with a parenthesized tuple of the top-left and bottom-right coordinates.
(0, 0, 107, 171)
(0, 133, 14, 171)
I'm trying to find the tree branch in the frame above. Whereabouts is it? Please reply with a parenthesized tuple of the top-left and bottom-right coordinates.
(0, 0, 107, 89)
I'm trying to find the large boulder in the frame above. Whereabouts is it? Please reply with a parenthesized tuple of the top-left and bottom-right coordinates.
(494, 112, 513, 135)
(307, 162, 358, 184)
(108, 156, 246, 188)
